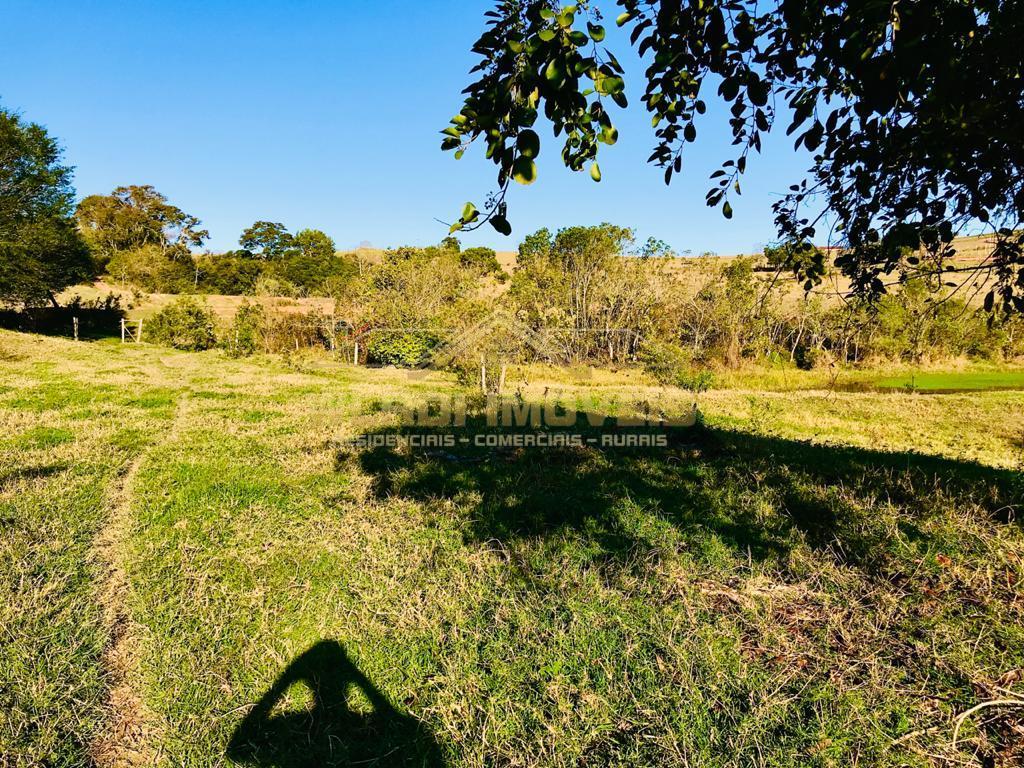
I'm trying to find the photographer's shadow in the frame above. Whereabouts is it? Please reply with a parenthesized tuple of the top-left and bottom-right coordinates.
(227, 641, 444, 767)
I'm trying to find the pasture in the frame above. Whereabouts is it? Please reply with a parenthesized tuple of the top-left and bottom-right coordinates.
(2, 330, 1023, 766)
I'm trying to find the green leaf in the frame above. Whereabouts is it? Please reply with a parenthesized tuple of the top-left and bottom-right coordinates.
(490, 215, 512, 236)
(545, 58, 566, 84)
(598, 76, 622, 95)
(722, 201, 733, 219)
(512, 157, 538, 185)
(461, 202, 478, 222)
(590, 162, 602, 182)
(615, 12, 631, 26)
(598, 75, 624, 95)
(588, 22, 606, 42)
(516, 129, 540, 159)
(720, 77, 740, 101)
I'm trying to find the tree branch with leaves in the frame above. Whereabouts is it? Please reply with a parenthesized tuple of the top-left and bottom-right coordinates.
(444, 0, 1024, 314)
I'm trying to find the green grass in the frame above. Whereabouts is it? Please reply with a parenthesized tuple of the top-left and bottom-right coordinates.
(872, 370, 1024, 392)
(0, 360, 177, 766)
(1, 330, 1023, 767)
(712, 360, 1024, 394)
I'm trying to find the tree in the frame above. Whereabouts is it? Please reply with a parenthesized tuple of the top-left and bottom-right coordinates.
(444, 1, 1024, 313)
(193, 253, 265, 295)
(294, 229, 336, 261)
(509, 223, 635, 360)
(460, 246, 504, 276)
(356, 246, 477, 366)
(105, 243, 194, 293)
(76, 185, 208, 266)
(239, 221, 295, 260)
(0, 107, 94, 306)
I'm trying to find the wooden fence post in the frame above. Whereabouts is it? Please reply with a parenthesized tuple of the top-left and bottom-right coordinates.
(136, 318, 143, 343)
(120, 318, 126, 343)
(73, 317, 79, 341)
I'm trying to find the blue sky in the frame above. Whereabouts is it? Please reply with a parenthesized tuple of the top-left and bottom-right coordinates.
(1, 0, 816, 254)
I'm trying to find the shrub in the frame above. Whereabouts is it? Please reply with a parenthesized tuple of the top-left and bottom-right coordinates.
(638, 339, 691, 385)
(367, 330, 439, 367)
(460, 246, 504, 277)
(146, 296, 217, 351)
(253, 275, 300, 298)
(194, 254, 265, 295)
(794, 344, 824, 370)
(677, 369, 716, 394)
(224, 301, 267, 357)
(263, 309, 333, 353)
(270, 252, 359, 295)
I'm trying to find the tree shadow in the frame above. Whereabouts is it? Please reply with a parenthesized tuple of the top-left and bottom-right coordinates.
(227, 641, 444, 767)
(343, 410, 1021, 573)
(0, 305, 125, 340)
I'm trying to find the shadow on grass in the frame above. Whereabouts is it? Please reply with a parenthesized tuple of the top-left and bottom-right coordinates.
(227, 641, 444, 767)
(343, 410, 1021, 572)
(0, 463, 68, 488)
(0, 306, 124, 341)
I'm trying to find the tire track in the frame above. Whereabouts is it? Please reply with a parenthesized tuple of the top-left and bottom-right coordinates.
(90, 395, 190, 767)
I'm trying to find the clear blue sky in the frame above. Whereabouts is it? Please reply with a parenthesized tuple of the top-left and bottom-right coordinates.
(0, 0, 816, 255)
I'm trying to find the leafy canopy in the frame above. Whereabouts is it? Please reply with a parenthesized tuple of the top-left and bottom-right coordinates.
(0, 107, 94, 306)
(294, 228, 336, 261)
(239, 221, 295, 260)
(444, 1, 1024, 312)
(76, 185, 208, 265)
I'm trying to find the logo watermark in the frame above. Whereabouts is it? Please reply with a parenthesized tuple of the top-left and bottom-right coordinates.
(346, 395, 698, 453)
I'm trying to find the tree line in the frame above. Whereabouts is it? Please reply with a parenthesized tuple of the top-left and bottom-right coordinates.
(334, 225, 1023, 379)
(2, 102, 1021, 376)
(75, 185, 360, 297)
(139, 223, 1022, 386)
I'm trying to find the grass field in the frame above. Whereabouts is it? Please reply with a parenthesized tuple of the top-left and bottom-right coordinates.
(2, 330, 1023, 767)
(870, 371, 1024, 393)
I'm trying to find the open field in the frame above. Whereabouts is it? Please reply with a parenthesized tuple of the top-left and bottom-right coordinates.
(868, 371, 1024, 393)
(57, 281, 336, 323)
(2, 331, 1023, 766)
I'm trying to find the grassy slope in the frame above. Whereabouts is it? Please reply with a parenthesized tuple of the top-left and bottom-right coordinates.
(1, 331, 1023, 766)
